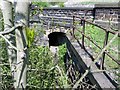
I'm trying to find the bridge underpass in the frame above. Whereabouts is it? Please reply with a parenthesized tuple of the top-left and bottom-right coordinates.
(46, 29, 117, 89)
(29, 3, 120, 89)
(0, 3, 119, 89)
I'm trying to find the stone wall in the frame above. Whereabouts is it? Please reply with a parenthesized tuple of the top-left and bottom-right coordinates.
(95, 8, 119, 22)
(94, 3, 119, 29)
(94, 3, 119, 21)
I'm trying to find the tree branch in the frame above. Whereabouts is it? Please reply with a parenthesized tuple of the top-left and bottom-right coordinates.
(0, 33, 18, 51)
(0, 24, 23, 35)
(72, 69, 89, 89)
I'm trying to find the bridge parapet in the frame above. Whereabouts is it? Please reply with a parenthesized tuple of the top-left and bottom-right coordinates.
(30, 3, 119, 29)
(94, 3, 120, 29)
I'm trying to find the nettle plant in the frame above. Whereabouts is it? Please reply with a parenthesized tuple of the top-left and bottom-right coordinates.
(27, 43, 70, 89)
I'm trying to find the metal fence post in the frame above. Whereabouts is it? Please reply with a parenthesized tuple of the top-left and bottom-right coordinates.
(100, 31, 109, 70)
(82, 17, 85, 49)
(72, 15, 75, 36)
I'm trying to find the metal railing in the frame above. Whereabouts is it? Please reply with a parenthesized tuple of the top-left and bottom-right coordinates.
(72, 15, 120, 70)
(30, 5, 120, 70)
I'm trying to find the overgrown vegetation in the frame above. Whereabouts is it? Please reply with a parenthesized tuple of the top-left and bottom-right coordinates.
(0, 2, 119, 89)
(0, 38, 13, 89)
(27, 44, 70, 89)
(32, 2, 50, 8)
(32, 2, 64, 8)
(0, 38, 70, 89)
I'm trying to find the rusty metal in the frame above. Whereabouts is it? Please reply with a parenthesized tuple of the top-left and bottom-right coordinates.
(81, 18, 85, 49)
(72, 16, 75, 36)
(75, 15, 120, 37)
(75, 27, 120, 65)
(100, 31, 109, 70)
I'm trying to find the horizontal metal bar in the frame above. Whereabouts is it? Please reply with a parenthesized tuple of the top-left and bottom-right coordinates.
(75, 28, 120, 65)
(75, 15, 120, 37)
(65, 35, 116, 89)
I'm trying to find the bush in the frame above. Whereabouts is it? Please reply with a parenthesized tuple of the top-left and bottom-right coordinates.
(27, 45, 70, 89)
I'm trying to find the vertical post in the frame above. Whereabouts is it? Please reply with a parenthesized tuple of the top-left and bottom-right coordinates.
(72, 15, 75, 36)
(82, 17, 85, 49)
(93, 8, 96, 22)
(100, 31, 109, 70)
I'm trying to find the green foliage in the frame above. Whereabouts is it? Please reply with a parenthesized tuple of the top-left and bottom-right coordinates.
(27, 45, 70, 89)
(57, 44, 70, 88)
(28, 46, 55, 88)
(32, 2, 50, 8)
(0, 38, 13, 89)
(58, 44, 67, 61)
(0, 11, 4, 31)
(0, 39, 8, 62)
(76, 24, 120, 86)
(26, 27, 35, 48)
(58, 3, 64, 7)
(49, 2, 58, 6)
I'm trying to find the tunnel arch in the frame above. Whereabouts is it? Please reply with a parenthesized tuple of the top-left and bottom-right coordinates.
(48, 32, 66, 46)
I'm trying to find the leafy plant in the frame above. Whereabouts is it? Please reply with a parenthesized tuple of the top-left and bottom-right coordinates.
(58, 44, 67, 61)
(27, 45, 70, 89)
(32, 2, 50, 8)
(58, 3, 64, 7)
(0, 38, 13, 89)
(26, 27, 35, 48)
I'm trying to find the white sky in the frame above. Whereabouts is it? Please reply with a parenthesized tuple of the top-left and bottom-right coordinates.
(66, 0, 119, 3)
(0, 0, 119, 3)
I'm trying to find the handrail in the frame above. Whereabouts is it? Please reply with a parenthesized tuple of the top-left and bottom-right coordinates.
(30, 7, 120, 68)
(74, 15, 120, 37)
(72, 15, 120, 69)
(74, 26, 120, 65)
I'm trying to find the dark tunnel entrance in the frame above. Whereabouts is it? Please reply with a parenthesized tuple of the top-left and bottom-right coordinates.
(48, 32, 66, 46)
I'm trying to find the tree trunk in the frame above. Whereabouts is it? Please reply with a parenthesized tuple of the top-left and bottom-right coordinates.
(14, 1, 29, 89)
(1, 0, 16, 84)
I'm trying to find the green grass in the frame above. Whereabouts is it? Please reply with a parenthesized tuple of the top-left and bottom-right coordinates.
(75, 23, 120, 85)
(75, 24, 119, 69)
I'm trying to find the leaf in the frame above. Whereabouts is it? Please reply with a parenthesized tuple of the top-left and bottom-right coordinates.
(25, 27, 35, 47)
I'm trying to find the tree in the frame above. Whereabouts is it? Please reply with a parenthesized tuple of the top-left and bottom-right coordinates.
(14, 1, 29, 89)
(1, 0, 16, 83)
(1, 0, 29, 89)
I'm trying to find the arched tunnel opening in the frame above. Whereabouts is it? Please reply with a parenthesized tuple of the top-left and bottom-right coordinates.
(48, 32, 68, 71)
(48, 32, 66, 46)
